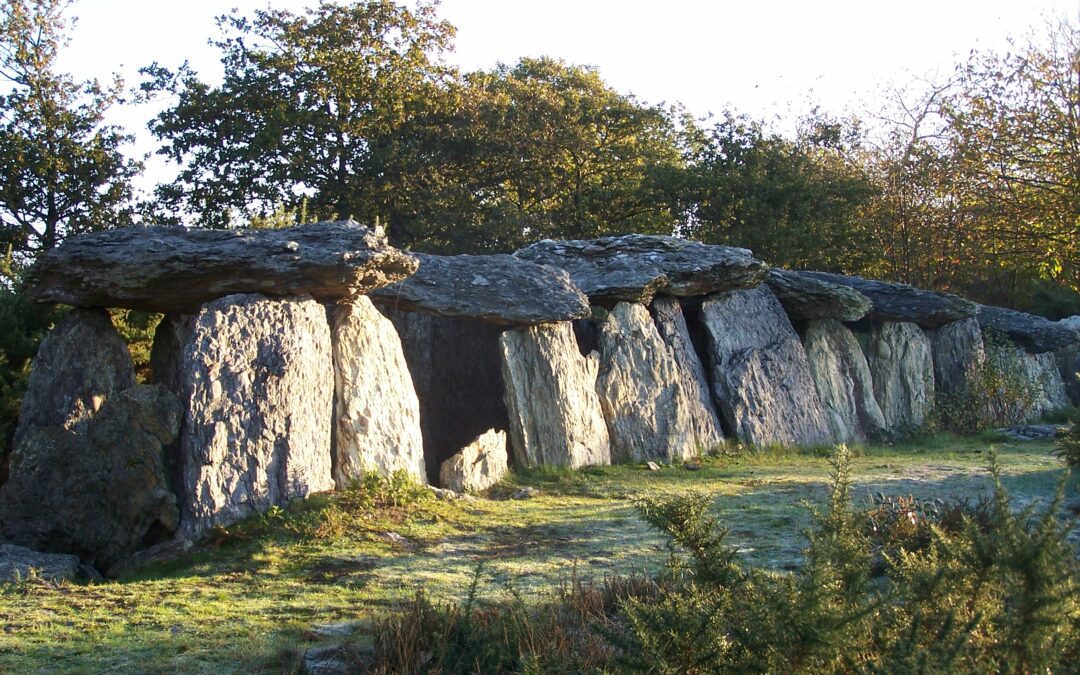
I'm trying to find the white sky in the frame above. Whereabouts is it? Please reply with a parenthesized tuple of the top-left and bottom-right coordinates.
(54, 0, 1078, 193)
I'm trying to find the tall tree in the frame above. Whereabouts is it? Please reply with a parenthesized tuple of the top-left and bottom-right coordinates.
(0, 0, 139, 256)
(387, 57, 685, 252)
(678, 111, 876, 271)
(144, 1, 456, 230)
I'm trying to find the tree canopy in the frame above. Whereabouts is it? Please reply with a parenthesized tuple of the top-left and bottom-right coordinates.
(0, 0, 139, 258)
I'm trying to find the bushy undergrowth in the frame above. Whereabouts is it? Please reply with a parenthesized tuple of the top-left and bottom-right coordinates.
(357, 448, 1079, 674)
(1055, 421, 1080, 468)
(935, 331, 1041, 433)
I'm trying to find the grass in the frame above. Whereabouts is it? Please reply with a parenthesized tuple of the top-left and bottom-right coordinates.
(0, 435, 1076, 673)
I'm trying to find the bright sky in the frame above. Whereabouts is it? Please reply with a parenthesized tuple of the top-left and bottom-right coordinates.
(55, 0, 1077, 193)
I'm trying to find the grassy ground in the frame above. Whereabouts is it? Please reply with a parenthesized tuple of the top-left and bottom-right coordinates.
(1, 434, 1076, 673)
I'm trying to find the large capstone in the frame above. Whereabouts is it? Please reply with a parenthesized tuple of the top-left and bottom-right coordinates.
(765, 269, 871, 322)
(438, 429, 509, 493)
(330, 297, 425, 487)
(12, 308, 135, 452)
(595, 302, 700, 463)
(174, 294, 333, 538)
(0, 385, 181, 571)
(863, 322, 935, 435)
(516, 235, 767, 306)
(930, 318, 986, 399)
(798, 272, 977, 329)
(369, 253, 590, 326)
(700, 286, 833, 447)
(25, 221, 418, 314)
(976, 305, 1079, 354)
(375, 307, 509, 483)
(803, 319, 887, 443)
(500, 322, 611, 468)
(648, 296, 725, 450)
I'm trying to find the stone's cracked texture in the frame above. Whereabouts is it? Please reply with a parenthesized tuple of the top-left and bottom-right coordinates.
(863, 322, 936, 435)
(700, 286, 833, 447)
(515, 234, 767, 305)
(25, 220, 418, 313)
(376, 307, 509, 484)
(499, 322, 611, 468)
(990, 340, 1071, 420)
(369, 253, 590, 326)
(0, 544, 81, 582)
(798, 272, 978, 329)
(765, 269, 872, 322)
(596, 302, 702, 463)
(439, 429, 509, 493)
(176, 294, 334, 538)
(930, 318, 986, 399)
(0, 385, 181, 571)
(976, 304, 1080, 354)
(648, 296, 725, 450)
(803, 319, 886, 443)
(12, 308, 135, 452)
(330, 297, 426, 487)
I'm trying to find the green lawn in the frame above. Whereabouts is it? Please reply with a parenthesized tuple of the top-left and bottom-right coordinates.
(1, 434, 1076, 673)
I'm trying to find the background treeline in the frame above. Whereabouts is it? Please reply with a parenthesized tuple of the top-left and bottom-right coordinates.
(1, 1, 1078, 447)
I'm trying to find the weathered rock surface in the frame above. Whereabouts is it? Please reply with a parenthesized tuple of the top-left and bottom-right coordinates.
(863, 322, 936, 434)
(516, 235, 767, 305)
(500, 322, 611, 468)
(931, 318, 986, 399)
(700, 286, 833, 447)
(176, 294, 333, 538)
(977, 304, 1079, 354)
(997, 342, 1071, 419)
(330, 298, 425, 487)
(0, 544, 80, 583)
(369, 253, 590, 326)
(12, 308, 135, 451)
(596, 303, 701, 463)
(0, 385, 181, 571)
(376, 307, 509, 483)
(798, 272, 977, 329)
(803, 319, 887, 443)
(439, 429, 509, 493)
(649, 297, 725, 449)
(1054, 316, 1080, 405)
(765, 269, 871, 322)
(25, 221, 418, 313)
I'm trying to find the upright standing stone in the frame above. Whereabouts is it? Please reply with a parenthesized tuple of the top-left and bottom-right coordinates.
(500, 322, 611, 468)
(176, 294, 333, 538)
(649, 296, 725, 450)
(0, 385, 182, 571)
(439, 429, 509, 493)
(803, 319, 887, 443)
(930, 318, 986, 399)
(863, 322, 935, 435)
(700, 286, 833, 447)
(1054, 316, 1080, 406)
(330, 298, 425, 487)
(988, 340, 1071, 420)
(596, 302, 699, 463)
(12, 308, 135, 451)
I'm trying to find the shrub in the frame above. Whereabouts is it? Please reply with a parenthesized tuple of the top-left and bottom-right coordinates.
(359, 448, 1079, 673)
(936, 330, 1040, 433)
(1054, 419, 1080, 468)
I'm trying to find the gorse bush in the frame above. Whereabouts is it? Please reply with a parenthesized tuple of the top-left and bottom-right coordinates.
(935, 330, 1042, 433)
(360, 448, 1080, 673)
(1054, 419, 1080, 468)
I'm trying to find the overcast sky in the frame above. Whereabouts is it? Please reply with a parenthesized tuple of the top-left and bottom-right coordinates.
(54, 0, 1077, 191)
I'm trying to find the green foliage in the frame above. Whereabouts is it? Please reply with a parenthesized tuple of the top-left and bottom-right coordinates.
(678, 111, 877, 272)
(142, 0, 456, 230)
(108, 308, 160, 382)
(364, 448, 1080, 673)
(0, 0, 139, 256)
(935, 330, 1040, 433)
(0, 278, 61, 466)
(1053, 420, 1080, 468)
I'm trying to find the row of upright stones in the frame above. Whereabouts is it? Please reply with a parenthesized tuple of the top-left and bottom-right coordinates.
(1, 221, 1077, 574)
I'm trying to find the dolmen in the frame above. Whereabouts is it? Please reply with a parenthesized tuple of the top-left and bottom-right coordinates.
(1, 222, 1076, 576)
